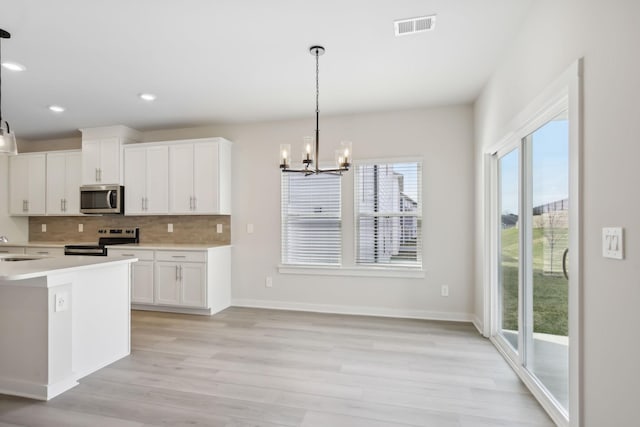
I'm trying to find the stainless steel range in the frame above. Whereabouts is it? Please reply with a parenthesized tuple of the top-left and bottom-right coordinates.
(64, 227, 139, 256)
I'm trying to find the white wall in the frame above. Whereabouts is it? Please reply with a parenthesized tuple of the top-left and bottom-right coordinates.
(474, 0, 640, 425)
(0, 155, 28, 241)
(144, 105, 475, 320)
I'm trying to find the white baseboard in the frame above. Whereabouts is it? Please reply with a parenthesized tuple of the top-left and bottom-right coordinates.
(231, 298, 474, 323)
(472, 315, 484, 335)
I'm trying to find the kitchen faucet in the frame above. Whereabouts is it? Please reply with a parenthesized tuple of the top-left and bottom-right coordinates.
(0, 236, 8, 243)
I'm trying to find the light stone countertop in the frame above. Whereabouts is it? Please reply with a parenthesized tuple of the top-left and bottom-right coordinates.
(0, 255, 138, 282)
(107, 243, 231, 250)
(0, 242, 231, 250)
(0, 241, 69, 248)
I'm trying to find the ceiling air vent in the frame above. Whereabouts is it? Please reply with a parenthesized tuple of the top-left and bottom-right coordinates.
(394, 15, 436, 37)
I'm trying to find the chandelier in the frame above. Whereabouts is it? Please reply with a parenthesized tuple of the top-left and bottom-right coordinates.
(280, 46, 352, 175)
(0, 28, 17, 155)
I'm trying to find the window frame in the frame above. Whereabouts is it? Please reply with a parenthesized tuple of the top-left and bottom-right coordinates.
(280, 171, 343, 267)
(353, 158, 424, 270)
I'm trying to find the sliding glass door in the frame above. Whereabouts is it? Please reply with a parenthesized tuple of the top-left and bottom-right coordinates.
(494, 113, 569, 416)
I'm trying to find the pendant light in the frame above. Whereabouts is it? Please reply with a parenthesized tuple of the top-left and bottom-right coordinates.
(280, 46, 352, 175)
(0, 28, 18, 156)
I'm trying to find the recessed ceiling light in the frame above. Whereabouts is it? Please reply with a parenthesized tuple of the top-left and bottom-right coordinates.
(1, 61, 26, 72)
(139, 93, 156, 101)
(48, 105, 65, 113)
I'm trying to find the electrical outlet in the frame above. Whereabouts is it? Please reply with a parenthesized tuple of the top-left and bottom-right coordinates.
(41, 224, 47, 232)
(55, 292, 69, 312)
(168, 223, 173, 233)
(78, 223, 84, 232)
(216, 224, 223, 234)
(247, 223, 254, 234)
(265, 276, 273, 288)
(441, 285, 449, 297)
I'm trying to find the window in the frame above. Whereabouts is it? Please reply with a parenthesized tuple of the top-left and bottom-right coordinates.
(355, 161, 422, 267)
(281, 173, 341, 265)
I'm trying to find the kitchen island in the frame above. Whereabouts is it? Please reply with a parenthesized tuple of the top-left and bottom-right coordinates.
(0, 254, 137, 400)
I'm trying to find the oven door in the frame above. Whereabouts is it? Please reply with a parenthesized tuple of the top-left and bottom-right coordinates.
(80, 185, 124, 214)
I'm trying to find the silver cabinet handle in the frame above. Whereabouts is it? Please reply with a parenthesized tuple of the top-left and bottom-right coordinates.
(189, 196, 193, 211)
(145, 197, 149, 211)
(193, 197, 197, 211)
(64, 198, 67, 212)
(141, 197, 145, 211)
(36, 251, 49, 254)
(121, 254, 134, 256)
(179, 265, 183, 281)
(98, 168, 102, 182)
(95, 168, 99, 182)
(171, 255, 186, 258)
(22, 200, 27, 212)
(175, 265, 179, 281)
(61, 199, 64, 212)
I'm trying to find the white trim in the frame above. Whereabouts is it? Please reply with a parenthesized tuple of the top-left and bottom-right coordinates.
(232, 298, 473, 322)
(471, 315, 484, 335)
(278, 264, 425, 278)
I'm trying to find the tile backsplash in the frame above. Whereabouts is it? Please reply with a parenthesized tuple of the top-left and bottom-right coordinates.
(29, 215, 231, 244)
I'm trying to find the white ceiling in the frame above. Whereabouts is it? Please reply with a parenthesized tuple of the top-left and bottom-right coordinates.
(0, 0, 532, 140)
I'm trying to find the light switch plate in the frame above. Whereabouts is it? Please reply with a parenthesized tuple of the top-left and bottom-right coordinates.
(41, 224, 47, 232)
(602, 227, 624, 259)
(216, 224, 223, 234)
(167, 223, 173, 233)
(78, 223, 83, 232)
(247, 224, 254, 234)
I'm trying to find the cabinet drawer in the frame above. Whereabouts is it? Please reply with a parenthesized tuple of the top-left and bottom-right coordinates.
(155, 250, 206, 263)
(25, 247, 64, 256)
(0, 246, 26, 254)
(109, 248, 154, 261)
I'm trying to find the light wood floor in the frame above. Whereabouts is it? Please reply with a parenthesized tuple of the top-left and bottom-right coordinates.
(0, 308, 554, 426)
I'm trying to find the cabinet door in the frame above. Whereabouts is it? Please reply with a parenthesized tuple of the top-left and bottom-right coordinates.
(99, 137, 121, 184)
(26, 155, 46, 215)
(169, 144, 194, 214)
(82, 140, 101, 184)
(193, 142, 219, 213)
(124, 147, 147, 214)
(154, 262, 181, 305)
(46, 153, 67, 215)
(180, 263, 207, 307)
(145, 145, 169, 214)
(64, 152, 82, 215)
(9, 156, 29, 215)
(132, 261, 154, 304)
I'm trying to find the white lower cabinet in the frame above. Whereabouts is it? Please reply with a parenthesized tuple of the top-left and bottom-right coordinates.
(110, 246, 230, 315)
(155, 261, 206, 308)
(109, 248, 155, 304)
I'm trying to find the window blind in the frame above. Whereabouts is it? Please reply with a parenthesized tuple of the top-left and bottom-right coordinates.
(355, 161, 422, 267)
(281, 173, 342, 265)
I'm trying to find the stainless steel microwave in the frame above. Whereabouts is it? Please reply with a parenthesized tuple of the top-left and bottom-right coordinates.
(79, 184, 124, 214)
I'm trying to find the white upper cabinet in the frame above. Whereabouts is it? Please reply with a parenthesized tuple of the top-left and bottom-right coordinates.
(124, 145, 169, 215)
(80, 126, 141, 185)
(9, 153, 47, 216)
(46, 150, 81, 215)
(168, 138, 231, 215)
(81, 138, 121, 185)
